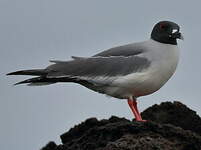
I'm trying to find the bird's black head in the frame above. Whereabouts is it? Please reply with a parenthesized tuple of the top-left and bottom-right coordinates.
(151, 21, 183, 45)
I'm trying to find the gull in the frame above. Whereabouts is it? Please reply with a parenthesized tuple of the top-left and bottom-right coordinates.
(7, 21, 183, 121)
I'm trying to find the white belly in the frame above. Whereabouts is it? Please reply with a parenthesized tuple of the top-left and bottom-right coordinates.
(108, 40, 180, 99)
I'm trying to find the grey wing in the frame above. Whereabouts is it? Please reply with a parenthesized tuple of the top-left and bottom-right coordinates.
(93, 43, 145, 57)
(46, 55, 151, 85)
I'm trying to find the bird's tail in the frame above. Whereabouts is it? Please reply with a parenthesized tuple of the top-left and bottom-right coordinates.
(7, 69, 82, 86)
(7, 69, 56, 86)
(13, 77, 56, 86)
(7, 69, 47, 76)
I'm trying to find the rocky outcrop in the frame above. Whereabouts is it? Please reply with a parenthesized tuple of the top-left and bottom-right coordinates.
(142, 101, 201, 136)
(41, 101, 201, 150)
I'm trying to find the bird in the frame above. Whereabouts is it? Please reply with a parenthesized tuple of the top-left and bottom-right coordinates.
(7, 21, 183, 122)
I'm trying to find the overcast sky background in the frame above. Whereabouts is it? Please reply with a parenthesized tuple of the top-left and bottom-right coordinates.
(1, 0, 201, 150)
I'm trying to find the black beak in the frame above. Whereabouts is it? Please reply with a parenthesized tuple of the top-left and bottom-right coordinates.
(172, 32, 184, 40)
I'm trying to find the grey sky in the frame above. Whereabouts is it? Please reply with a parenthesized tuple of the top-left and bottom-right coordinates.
(1, 0, 201, 150)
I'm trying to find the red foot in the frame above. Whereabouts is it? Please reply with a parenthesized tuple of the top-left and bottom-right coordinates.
(136, 119, 147, 122)
(127, 99, 146, 122)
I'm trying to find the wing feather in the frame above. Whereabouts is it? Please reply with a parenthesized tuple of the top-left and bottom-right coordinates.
(46, 55, 150, 85)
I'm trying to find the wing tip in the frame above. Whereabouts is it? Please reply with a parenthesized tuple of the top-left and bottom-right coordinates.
(13, 80, 29, 86)
(6, 72, 18, 75)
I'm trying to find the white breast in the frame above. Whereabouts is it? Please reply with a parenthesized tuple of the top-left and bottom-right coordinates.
(110, 39, 180, 98)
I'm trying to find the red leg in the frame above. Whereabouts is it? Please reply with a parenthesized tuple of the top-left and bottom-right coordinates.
(127, 98, 146, 122)
(132, 100, 142, 120)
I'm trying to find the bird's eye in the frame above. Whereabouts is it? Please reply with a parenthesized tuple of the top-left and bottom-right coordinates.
(159, 24, 167, 30)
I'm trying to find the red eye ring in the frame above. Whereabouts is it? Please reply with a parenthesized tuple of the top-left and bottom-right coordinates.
(159, 24, 166, 29)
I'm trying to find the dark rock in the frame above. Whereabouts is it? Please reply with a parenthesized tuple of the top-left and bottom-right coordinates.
(41, 101, 201, 150)
(141, 101, 201, 135)
(41, 141, 57, 150)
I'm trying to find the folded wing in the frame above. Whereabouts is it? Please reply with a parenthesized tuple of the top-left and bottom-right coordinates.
(46, 55, 151, 85)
